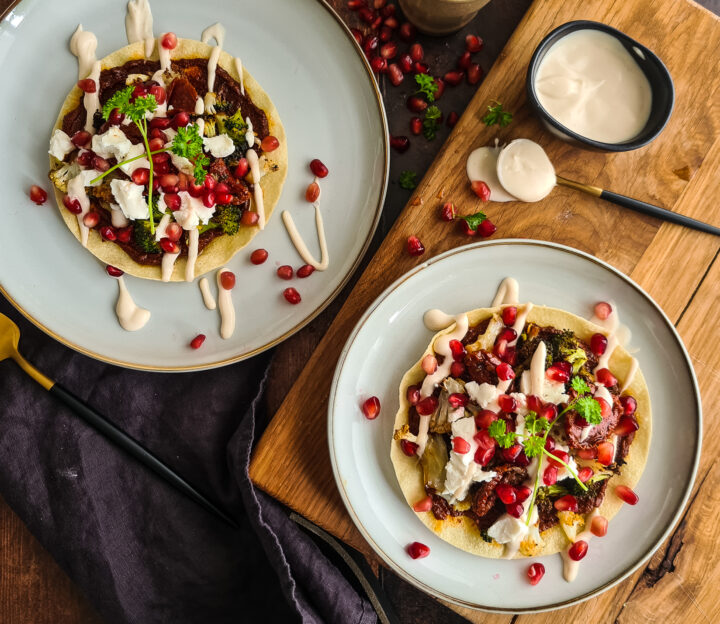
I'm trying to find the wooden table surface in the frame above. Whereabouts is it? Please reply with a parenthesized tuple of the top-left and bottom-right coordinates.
(2, 0, 719, 623)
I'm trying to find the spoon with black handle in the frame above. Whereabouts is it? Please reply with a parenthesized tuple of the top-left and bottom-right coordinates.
(556, 176, 720, 236)
(0, 312, 239, 529)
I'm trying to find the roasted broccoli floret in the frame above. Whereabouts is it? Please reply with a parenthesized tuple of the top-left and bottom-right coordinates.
(49, 162, 81, 193)
(545, 329, 588, 371)
(212, 204, 242, 235)
(203, 117, 217, 138)
(213, 98, 233, 114)
(133, 220, 161, 253)
(217, 108, 250, 153)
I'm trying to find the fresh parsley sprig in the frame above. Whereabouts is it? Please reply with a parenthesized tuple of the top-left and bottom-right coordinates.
(422, 105, 442, 140)
(414, 73, 439, 102)
(561, 376, 602, 425)
(482, 101, 513, 127)
(399, 170, 417, 190)
(459, 210, 487, 231)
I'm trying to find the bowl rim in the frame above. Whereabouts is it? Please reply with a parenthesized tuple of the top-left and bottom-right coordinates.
(525, 19, 675, 152)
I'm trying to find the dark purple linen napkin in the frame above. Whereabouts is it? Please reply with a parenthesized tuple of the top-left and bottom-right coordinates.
(0, 295, 375, 624)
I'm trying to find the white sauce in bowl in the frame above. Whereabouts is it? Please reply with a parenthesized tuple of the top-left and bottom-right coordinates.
(496, 139, 556, 202)
(534, 29, 652, 143)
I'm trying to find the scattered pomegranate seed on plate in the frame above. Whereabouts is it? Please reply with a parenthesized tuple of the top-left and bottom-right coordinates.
(117, 227, 133, 243)
(506, 502, 524, 518)
(407, 541, 430, 559)
(568, 540, 588, 561)
(497, 393, 516, 413)
(306, 181, 320, 203)
(615, 484, 639, 505)
(496, 483, 516, 504)
(447, 392, 467, 408)
(297, 264, 315, 278)
(283, 287, 301, 304)
(105, 265, 123, 278)
(71, 130, 91, 148)
(220, 271, 236, 290)
(527, 562, 545, 585)
(578, 466, 594, 483)
(29, 185, 47, 205)
(594, 301, 613, 320)
(591, 515, 609, 537)
(277, 265, 293, 280)
(361, 396, 381, 419)
(407, 235, 425, 256)
(590, 333, 608, 356)
(474, 445, 495, 467)
(475, 409, 498, 429)
(250, 249, 268, 265)
(99, 226, 116, 241)
(412, 496, 432, 512)
(466, 34, 484, 53)
(496, 362, 515, 381)
(502, 306, 517, 325)
(543, 465, 558, 485)
(450, 361, 465, 377)
(189, 334, 206, 350)
(161, 32, 178, 50)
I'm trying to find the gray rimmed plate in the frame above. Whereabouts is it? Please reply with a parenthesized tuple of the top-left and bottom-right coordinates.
(0, 0, 387, 371)
(328, 240, 700, 612)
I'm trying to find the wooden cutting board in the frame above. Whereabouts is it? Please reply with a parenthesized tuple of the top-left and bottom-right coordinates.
(251, 0, 720, 621)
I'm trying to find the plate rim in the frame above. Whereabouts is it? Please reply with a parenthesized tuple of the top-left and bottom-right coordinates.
(0, 0, 389, 372)
(327, 238, 702, 613)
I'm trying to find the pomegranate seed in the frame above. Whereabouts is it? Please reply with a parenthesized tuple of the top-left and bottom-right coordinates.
(82, 211, 99, 228)
(398, 53, 413, 73)
(379, 26, 393, 43)
(500, 308, 516, 327)
(547, 450, 569, 468)
(477, 219, 497, 237)
(306, 181, 320, 203)
(527, 562, 545, 586)
(620, 396, 637, 415)
(594, 301, 613, 320)
(241, 210, 259, 226)
(421, 354, 438, 375)
(459, 219, 476, 236)
(92, 155, 109, 172)
(380, 41, 397, 59)
(220, 271, 236, 290)
(450, 361, 465, 377)
(497, 394, 516, 413)
(261, 136, 280, 152)
(172, 111, 190, 129)
(164, 194, 181, 212)
(449, 339, 464, 360)
(614, 415, 639, 436)
(158, 237, 178, 253)
(235, 158, 249, 178)
(596, 368, 618, 387)
(568, 540, 588, 561)
(149, 128, 167, 142)
(471, 180, 491, 201)
(409, 43, 424, 62)
(407, 541, 430, 559)
(358, 7, 375, 24)
(202, 191, 215, 208)
(496, 362, 515, 381)
(526, 395, 542, 412)
(390, 135, 410, 153)
(387, 63, 404, 86)
(516, 486, 532, 503)
(250, 249, 268, 265)
(597, 441, 615, 465)
(407, 95, 428, 113)
(544, 436, 556, 452)
(374, 0, 386, 8)
(151, 152, 169, 167)
(149, 84, 166, 105)
(434, 78, 446, 100)
(412, 495, 432, 512)
(362, 396, 381, 420)
(440, 202, 455, 221)
(591, 515, 608, 537)
(29, 185, 47, 205)
(108, 108, 125, 125)
(347, 0, 365, 9)
(597, 397, 612, 419)
(457, 51, 472, 70)
(149, 137, 165, 152)
(204, 178, 219, 193)
(363, 34, 379, 57)
(400, 439, 419, 456)
(475, 409, 498, 429)
(467, 63, 483, 85)
(578, 466, 594, 483)
(545, 364, 569, 384)
(497, 327, 517, 343)
(543, 465, 558, 485)
(554, 494, 578, 512)
(447, 393, 468, 408)
(506, 502, 524, 518)
(410, 116, 422, 135)
(77, 78, 96, 93)
(615, 484, 639, 505)
(466, 34, 484, 53)
(399, 22, 416, 42)
(413, 61, 429, 74)
(406, 385, 421, 405)
(350, 28, 363, 46)
(161, 32, 178, 50)
(131, 168, 150, 185)
(216, 192, 233, 204)
(577, 447, 598, 460)
(131, 84, 148, 100)
(117, 226, 132, 243)
(99, 226, 116, 241)
(496, 483, 516, 505)
(149, 117, 171, 129)
(76, 150, 93, 167)
(283, 287, 302, 304)
(501, 444, 522, 462)
(407, 235, 425, 256)
(277, 265, 293, 280)
(165, 222, 182, 242)
(63, 195, 82, 214)
(453, 437, 471, 454)
(105, 265, 124, 277)
(474, 445, 495, 466)
(297, 264, 315, 278)
(190, 334, 206, 350)
(382, 10, 397, 24)
(446, 111, 459, 128)
(590, 333, 608, 356)
(216, 180, 229, 193)
(444, 70, 464, 86)
(416, 396, 438, 416)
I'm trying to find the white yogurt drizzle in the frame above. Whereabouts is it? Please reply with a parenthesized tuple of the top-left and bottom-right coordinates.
(423, 309, 457, 332)
(157, 33, 172, 72)
(234, 57, 245, 95)
(161, 251, 179, 282)
(115, 276, 151, 331)
(590, 302, 638, 390)
(561, 508, 600, 582)
(67, 174, 91, 247)
(195, 97, 205, 115)
(82, 62, 101, 133)
(110, 205, 129, 228)
(509, 303, 533, 347)
(216, 268, 235, 339)
(199, 277, 216, 310)
(245, 117, 255, 150)
(281, 206, 330, 271)
(201, 23, 226, 93)
(246, 149, 266, 229)
(125, 0, 155, 58)
(185, 228, 200, 281)
(491, 277, 520, 307)
(69, 25, 97, 80)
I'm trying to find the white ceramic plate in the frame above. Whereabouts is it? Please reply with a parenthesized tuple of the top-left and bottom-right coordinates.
(329, 240, 701, 612)
(0, 0, 387, 370)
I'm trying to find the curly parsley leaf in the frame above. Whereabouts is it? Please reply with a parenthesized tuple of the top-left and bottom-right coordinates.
(422, 105, 442, 140)
(399, 170, 417, 190)
(482, 101, 513, 128)
(574, 396, 602, 425)
(571, 376, 593, 395)
(414, 73, 438, 102)
(459, 210, 487, 231)
(171, 124, 209, 183)
(102, 86, 157, 123)
(523, 435, 545, 458)
(488, 419, 516, 449)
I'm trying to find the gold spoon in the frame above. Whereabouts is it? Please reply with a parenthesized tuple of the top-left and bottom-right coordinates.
(0, 313, 238, 528)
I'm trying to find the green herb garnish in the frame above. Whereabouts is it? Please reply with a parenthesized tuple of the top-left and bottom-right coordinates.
(414, 73, 439, 103)
(422, 105, 442, 140)
(399, 170, 418, 190)
(459, 210, 487, 231)
(482, 101, 513, 127)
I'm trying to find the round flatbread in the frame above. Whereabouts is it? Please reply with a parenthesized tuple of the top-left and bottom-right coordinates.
(391, 305, 651, 558)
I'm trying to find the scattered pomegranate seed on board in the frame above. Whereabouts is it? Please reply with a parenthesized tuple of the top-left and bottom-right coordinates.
(250, 249, 268, 265)
(471, 180, 491, 201)
(306, 181, 320, 203)
(568, 540, 588, 561)
(527, 562, 545, 585)
(620, 396, 637, 415)
(383, 15, 398, 29)
(413, 61, 429, 74)
(440, 202, 455, 221)
(379, 26, 392, 43)
(459, 219, 476, 236)
(591, 515, 608, 537)
(297, 264, 315, 278)
(407, 541, 430, 559)
(457, 51, 472, 69)
(466, 34, 484, 53)
(105, 265, 123, 278)
(594, 301, 613, 320)
(467, 63, 483, 85)
(434, 78, 445, 99)
(241, 211, 259, 226)
(347, 0, 365, 9)
(190, 334, 206, 350)
(283, 287, 301, 304)
(615, 484, 639, 505)
(412, 496, 433, 512)
(277, 265, 293, 280)
(477, 219, 497, 238)
(361, 396, 381, 419)
(410, 117, 422, 135)
(77, 78, 96, 93)
(400, 439, 418, 456)
(363, 34, 379, 55)
(406, 385, 421, 405)
(29, 185, 47, 205)
(358, 7, 374, 24)
(261, 136, 280, 152)
(407, 235, 425, 256)
(220, 271, 236, 290)
(161, 32, 178, 50)
(443, 70, 464, 86)
(350, 27, 363, 46)
(390, 135, 410, 153)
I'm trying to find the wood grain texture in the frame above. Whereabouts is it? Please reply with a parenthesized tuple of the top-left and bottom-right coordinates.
(250, 0, 720, 622)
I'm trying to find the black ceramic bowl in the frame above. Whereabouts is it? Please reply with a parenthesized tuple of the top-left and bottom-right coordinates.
(526, 20, 674, 152)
